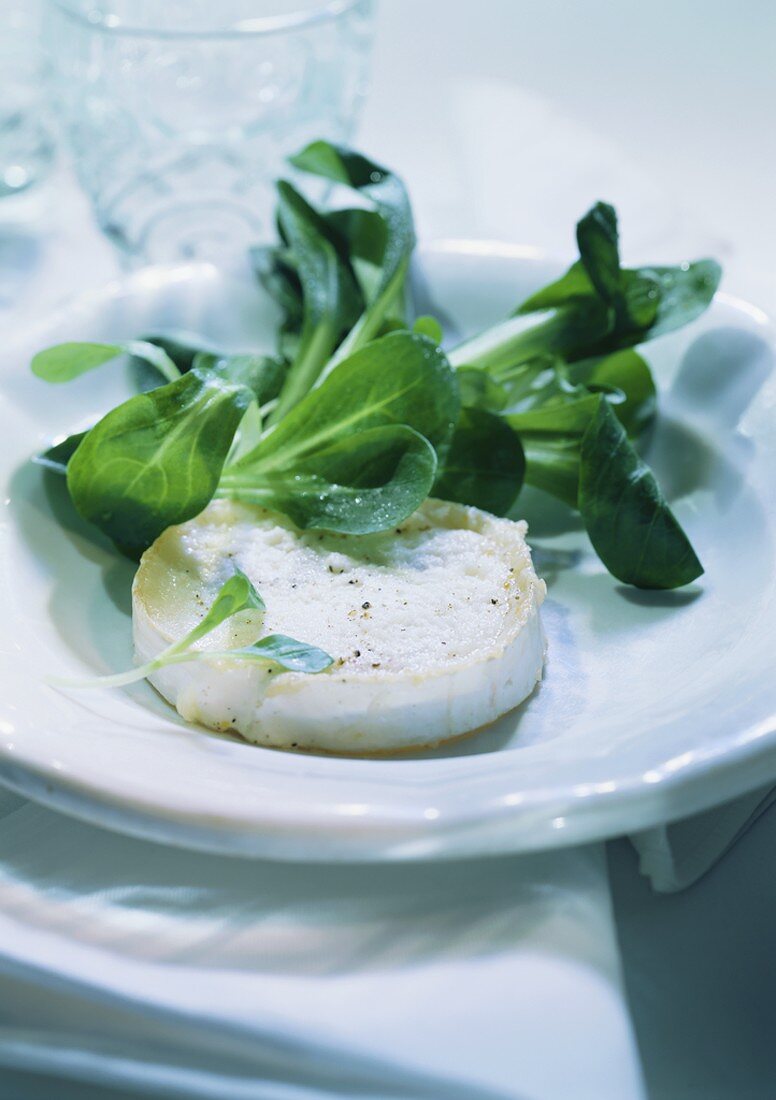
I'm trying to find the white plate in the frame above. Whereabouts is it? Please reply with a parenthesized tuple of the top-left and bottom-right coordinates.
(1, 246, 775, 860)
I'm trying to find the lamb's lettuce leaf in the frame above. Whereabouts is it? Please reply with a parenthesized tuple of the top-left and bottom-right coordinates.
(434, 407, 525, 515)
(290, 141, 416, 362)
(66, 357, 268, 557)
(265, 180, 361, 422)
(221, 331, 457, 534)
(578, 400, 703, 589)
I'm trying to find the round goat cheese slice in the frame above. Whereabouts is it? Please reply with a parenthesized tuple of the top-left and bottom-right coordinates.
(133, 498, 547, 754)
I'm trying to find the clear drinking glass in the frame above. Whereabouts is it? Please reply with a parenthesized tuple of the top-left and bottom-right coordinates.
(45, 1, 375, 263)
(0, 1, 55, 197)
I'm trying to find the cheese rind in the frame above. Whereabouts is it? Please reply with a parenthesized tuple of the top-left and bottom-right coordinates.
(133, 498, 546, 753)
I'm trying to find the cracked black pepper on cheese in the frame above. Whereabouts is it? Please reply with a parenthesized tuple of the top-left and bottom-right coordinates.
(133, 498, 546, 753)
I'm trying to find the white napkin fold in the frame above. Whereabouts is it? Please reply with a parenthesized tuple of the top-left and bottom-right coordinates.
(630, 786, 776, 892)
(0, 790, 644, 1100)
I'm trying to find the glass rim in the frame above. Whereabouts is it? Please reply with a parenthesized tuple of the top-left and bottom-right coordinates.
(47, 0, 368, 39)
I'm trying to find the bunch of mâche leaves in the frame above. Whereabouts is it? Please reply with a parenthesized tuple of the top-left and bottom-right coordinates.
(32, 141, 721, 590)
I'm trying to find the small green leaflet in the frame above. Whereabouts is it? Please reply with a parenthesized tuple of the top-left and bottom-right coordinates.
(213, 635, 334, 674)
(32, 340, 180, 385)
(170, 568, 266, 655)
(53, 570, 333, 688)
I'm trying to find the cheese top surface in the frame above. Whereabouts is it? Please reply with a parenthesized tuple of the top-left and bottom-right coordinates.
(138, 498, 541, 677)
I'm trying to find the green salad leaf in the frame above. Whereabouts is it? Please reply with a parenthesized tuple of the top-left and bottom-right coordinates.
(250, 243, 304, 358)
(576, 201, 623, 304)
(454, 367, 509, 412)
(34, 430, 89, 475)
(412, 315, 444, 344)
(66, 358, 265, 557)
(566, 348, 656, 437)
(290, 141, 416, 362)
(434, 407, 525, 515)
(578, 401, 703, 589)
(133, 333, 221, 375)
(32, 142, 722, 592)
(193, 353, 286, 406)
(221, 424, 437, 535)
(448, 305, 611, 376)
(522, 434, 582, 508)
(507, 389, 606, 435)
(265, 180, 361, 422)
(221, 331, 457, 533)
(634, 260, 723, 340)
(515, 202, 721, 361)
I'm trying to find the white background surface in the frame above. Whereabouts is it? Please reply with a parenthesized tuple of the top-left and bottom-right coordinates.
(0, 2, 775, 1097)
